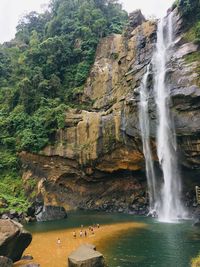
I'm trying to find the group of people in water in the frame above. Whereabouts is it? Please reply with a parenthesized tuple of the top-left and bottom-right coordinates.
(73, 224, 100, 239)
(57, 223, 100, 245)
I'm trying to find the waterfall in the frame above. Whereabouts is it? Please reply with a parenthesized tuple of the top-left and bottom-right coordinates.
(139, 65, 157, 213)
(153, 12, 186, 222)
(138, 12, 187, 222)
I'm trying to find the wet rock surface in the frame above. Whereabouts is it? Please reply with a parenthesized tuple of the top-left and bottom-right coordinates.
(0, 256, 13, 267)
(35, 205, 67, 222)
(21, 255, 34, 260)
(21, 159, 149, 214)
(0, 210, 27, 224)
(68, 244, 106, 267)
(0, 219, 32, 262)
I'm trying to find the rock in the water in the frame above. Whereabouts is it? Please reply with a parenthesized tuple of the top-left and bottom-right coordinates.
(21, 255, 34, 260)
(0, 256, 13, 267)
(0, 219, 32, 262)
(35, 205, 67, 222)
(194, 220, 200, 227)
(68, 244, 106, 267)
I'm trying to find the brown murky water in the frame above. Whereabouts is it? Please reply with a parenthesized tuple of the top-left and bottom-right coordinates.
(14, 222, 146, 267)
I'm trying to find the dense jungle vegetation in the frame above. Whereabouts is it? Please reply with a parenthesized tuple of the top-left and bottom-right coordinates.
(0, 0, 128, 212)
(175, 0, 200, 42)
(0, 0, 199, 213)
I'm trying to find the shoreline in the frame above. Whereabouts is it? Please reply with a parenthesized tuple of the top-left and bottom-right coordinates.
(14, 221, 146, 267)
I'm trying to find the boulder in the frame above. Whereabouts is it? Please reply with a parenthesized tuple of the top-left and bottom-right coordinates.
(193, 219, 200, 227)
(0, 256, 13, 267)
(68, 244, 106, 267)
(21, 255, 34, 260)
(0, 219, 32, 262)
(35, 205, 67, 222)
(129, 10, 146, 30)
(0, 211, 25, 223)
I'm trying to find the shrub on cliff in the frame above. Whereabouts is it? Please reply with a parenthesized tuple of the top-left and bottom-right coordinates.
(192, 254, 200, 267)
(0, 174, 30, 213)
(175, 0, 200, 43)
(178, 0, 200, 21)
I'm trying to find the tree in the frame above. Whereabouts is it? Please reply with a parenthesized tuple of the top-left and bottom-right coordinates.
(0, 48, 12, 84)
(178, 0, 200, 18)
(18, 78, 35, 114)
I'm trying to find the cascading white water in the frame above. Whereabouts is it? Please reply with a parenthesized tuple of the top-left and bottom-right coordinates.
(139, 65, 157, 213)
(153, 12, 186, 222)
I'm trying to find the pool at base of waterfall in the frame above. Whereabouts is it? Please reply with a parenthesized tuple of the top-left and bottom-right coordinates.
(20, 211, 199, 267)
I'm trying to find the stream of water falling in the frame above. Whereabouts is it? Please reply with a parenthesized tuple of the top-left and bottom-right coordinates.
(153, 12, 186, 222)
(139, 12, 187, 222)
(139, 65, 157, 213)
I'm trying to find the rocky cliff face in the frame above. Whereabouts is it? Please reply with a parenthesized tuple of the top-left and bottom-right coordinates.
(20, 9, 200, 213)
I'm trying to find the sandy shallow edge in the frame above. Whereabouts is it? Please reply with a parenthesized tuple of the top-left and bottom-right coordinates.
(14, 222, 146, 267)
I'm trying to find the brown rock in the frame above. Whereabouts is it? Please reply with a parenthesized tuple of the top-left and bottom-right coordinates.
(0, 219, 32, 262)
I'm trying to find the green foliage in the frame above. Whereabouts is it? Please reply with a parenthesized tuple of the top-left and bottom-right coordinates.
(180, 0, 200, 44)
(178, 0, 200, 21)
(191, 254, 200, 267)
(184, 51, 200, 63)
(0, 174, 31, 213)
(184, 23, 198, 42)
(0, 101, 69, 153)
(183, 16, 200, 44)
(0, 48, 12, 85)
(75, 61, 91, 86)
(194, 21, 200, 42)
(184, 52, 200, 87)
(0, 151, 19, 171)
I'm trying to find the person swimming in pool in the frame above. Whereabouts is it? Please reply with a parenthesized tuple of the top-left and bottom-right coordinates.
(73, 231, 76, 238)
(57, 238, 61, 246)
